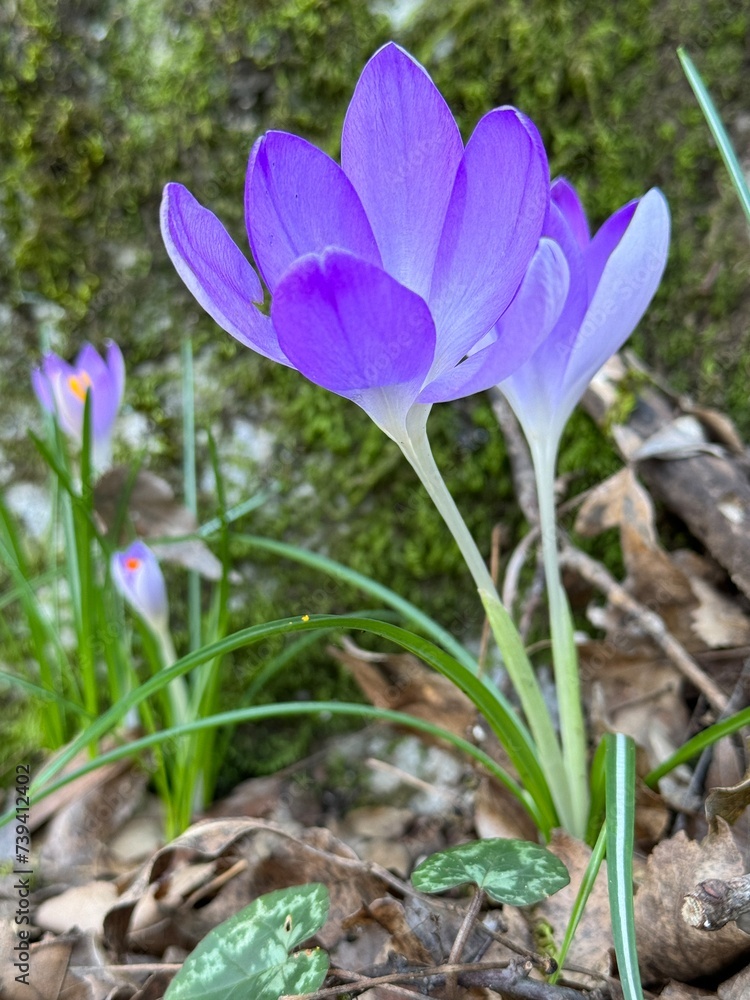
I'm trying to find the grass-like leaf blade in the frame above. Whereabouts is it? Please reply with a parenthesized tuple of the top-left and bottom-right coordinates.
(605, 733, 644, 1000)
(678, 46, 750, 226)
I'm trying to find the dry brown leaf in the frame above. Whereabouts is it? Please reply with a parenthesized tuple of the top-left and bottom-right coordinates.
(104, 816, 389, 958)
(366, 896, 435, 964)
(575, 466, 656, 543)
(329, 638, 477, 739)
(252, 825, 388, 949)
(633, 414, 718, 461)
(717, 962, 750, 999)
(572, 463, 750, 656)
(634, 780, 671, 848)
(39, 760, 147, 881)
(660, 983, 717, 999)
(706, 768, 750, 830)
(701, 737, 750, 853)
(206, 774, 286, 819)
(526, 830, 612, 986)
(35, 881, 118, 935)
(581, 645, 686, 773)
(473, 776, 538, 842)
(619, 524, 695, 614)
(688, 576, 750, 649)
(0, 925, 130, 1000)
(95, 467, 224, 580)
(335, 905, 395, 974)
(104, 816, 267, 955)
(574, 468, 698, 644)
(633, 819, 750, 983)
(685, 404, 746, 456)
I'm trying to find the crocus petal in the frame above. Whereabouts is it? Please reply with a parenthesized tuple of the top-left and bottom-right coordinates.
(428, 108, 548, 375)
(419, 238, 570, 403)
(105, 340, 126, 405)
(74, 342, 121, 445)
(55, 380, 87, 441)
(551, 178, 590, 249)
(31, 362, 57, 413)
(556, 188, 670, 426)
(585, 198, 638, 297)
(112, 540, 168, 631)
(511, 201, 590, 394)
(34, 354, 85, 441)
(161, 183, 287, 364)
(341, 42, 463, 299)
(272, 249, 435, 395)
(76, 343, 109, 384)
(246, 132, 381, 292)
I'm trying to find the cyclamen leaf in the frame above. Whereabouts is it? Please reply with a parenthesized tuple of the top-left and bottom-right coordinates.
(411, 838, 570, 906)
(164, 883, 330, 1000)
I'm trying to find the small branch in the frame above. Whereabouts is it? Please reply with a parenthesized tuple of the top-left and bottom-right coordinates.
(290, 958, 610, 1000)
(445, 886, 485, 999)
(560, 543, 729, 713)
(459, 960, 609, 999)
(447, 886, 485, 966)
(683, 874, 750, 932)
(502, 525, 539, 611)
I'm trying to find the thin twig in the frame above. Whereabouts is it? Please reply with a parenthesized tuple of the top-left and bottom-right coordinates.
(489, 388, 539, 524)
(445, 886, 485, 999)
(364, 757, 463, 805)
(560, 543, 729, 713)
(289, 958, 609, 1000)
(502, 525, 539, 611)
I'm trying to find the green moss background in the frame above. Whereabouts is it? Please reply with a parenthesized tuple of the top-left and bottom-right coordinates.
(1, 0, 749, 783)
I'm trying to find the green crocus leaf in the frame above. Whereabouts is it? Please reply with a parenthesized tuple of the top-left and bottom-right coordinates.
(164, 883, 330, 1000)
(411, 838, 570, 906)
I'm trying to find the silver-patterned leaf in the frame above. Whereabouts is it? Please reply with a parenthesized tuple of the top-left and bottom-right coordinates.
(164, 882, 330, 1000)
(411, 838, 569, 906)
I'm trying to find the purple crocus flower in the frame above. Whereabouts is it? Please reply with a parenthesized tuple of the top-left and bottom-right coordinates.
(161, 43, 552, 442)
(32, 341, 125, 470)
(496, 178, 670, 459)
(111, 541, 169, 636)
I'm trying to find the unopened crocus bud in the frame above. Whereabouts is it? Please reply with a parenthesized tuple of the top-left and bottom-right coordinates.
(32, 340, 125, 471)
(111, 541, 169, 637)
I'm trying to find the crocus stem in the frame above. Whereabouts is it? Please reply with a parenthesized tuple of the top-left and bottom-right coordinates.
(531, 439, 589, 838)
(155, 627, 190, 728)
(400, 416, 574, 831)
(155, 625, 199, 830)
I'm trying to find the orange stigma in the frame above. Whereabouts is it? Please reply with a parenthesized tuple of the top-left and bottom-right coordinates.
(125, 557, 141, 571)
(68, 371, 93, 402)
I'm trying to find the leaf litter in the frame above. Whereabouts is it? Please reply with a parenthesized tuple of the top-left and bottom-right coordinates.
(6, 353, 750, 998)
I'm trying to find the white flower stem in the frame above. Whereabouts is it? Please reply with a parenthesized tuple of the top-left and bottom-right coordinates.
(399, 414, 574, 830)
(531, 439, 590, 838)
(155, 624, 204, 822)
(155, 625, 190, 729)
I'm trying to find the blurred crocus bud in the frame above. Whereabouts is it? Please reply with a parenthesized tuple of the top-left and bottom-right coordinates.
(31, 340, 125, 471)
(111, 541, 169, 636)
